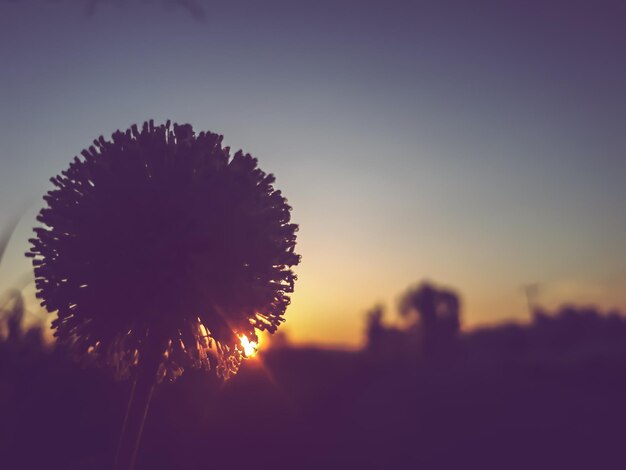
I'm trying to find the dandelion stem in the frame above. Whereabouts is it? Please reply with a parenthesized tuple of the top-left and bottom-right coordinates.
(113, 346, 161, 470)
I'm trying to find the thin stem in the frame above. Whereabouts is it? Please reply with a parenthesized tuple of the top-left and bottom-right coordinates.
(113, 346, 162, 470)
(116, 379, 137, 456)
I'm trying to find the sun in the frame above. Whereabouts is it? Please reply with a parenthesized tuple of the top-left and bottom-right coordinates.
(239, 335, 259, 358)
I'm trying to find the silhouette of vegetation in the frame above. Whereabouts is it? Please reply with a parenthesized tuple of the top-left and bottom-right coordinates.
(0, 214, 21, 265)
(399, 281, 461, 360)
(29, 121, 299, 381)
(0, 290, 46, 358)
(1, 290, 24, 342)
(465, 304, 626, 366)
(365, 304, 416, 363)
(366, 281, 461, 363)
(26, 120, 299, 469)
(2, 293, 626, 469)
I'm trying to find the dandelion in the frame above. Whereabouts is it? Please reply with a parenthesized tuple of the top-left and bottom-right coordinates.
(27, 121, 299, 469)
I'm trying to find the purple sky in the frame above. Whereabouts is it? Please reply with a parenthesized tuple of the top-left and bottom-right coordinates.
(1, 0, 625, 346)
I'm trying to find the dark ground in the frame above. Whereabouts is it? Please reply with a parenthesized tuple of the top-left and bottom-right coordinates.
(2, 310, 626, 470)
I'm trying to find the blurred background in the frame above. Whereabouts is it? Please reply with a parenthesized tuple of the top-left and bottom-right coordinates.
(1, 1, 626, 469)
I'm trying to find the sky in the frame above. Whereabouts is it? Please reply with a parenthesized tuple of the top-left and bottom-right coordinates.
(1, 0, 625, 347)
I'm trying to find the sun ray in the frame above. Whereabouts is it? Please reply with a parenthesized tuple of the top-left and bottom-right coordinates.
(239, 334, 259, 358)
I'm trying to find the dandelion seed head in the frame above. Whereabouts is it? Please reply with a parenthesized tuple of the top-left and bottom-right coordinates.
(28, 121, 300, 380)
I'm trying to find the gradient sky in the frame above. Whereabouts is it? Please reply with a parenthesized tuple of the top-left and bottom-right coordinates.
(1, 0, 625, 347)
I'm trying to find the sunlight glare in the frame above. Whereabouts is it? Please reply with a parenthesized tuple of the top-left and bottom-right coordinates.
(240, 334, 259, 358)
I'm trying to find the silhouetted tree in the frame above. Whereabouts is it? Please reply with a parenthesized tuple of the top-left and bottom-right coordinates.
(363, 304, 419, 363)
(1, 290, 25, 342)
(531, 305, 626, 352)
(365, 305, 385, 353)
(399, 282, 461, 361)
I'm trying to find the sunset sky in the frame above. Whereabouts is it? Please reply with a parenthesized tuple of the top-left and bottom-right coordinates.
(1, 0, 625, 347)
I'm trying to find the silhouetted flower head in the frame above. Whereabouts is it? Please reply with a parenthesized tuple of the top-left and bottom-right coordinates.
(28, 121, 299, 380)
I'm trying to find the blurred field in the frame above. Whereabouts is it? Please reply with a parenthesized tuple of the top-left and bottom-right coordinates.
(2, 304, 626, 470)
